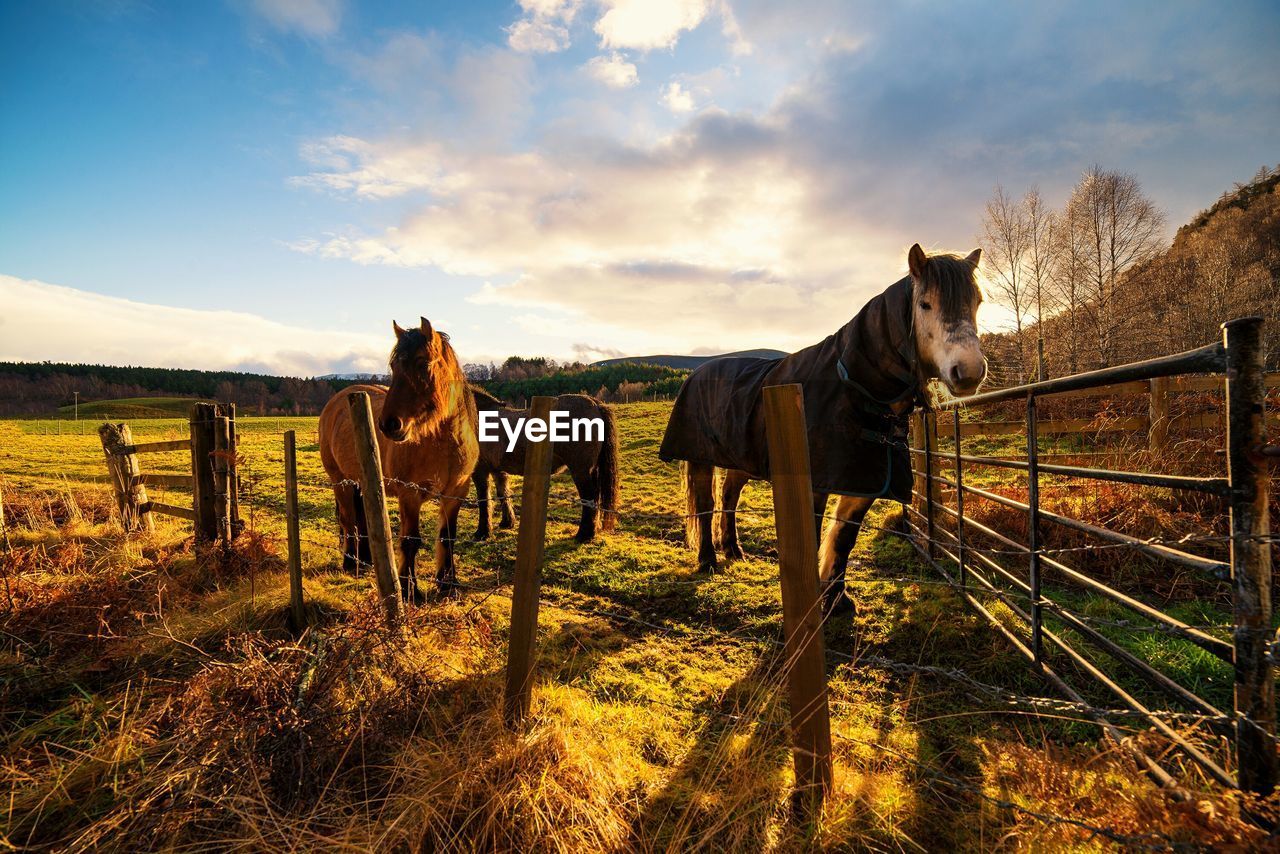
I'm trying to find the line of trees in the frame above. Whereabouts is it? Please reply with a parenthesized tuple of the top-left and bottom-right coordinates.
(979, 165, 1279, 384)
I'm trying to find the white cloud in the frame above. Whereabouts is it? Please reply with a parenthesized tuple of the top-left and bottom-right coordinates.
(661, 80, 695, 112)
(584, 52, 638, 88)
(0, 275, 389, 376)
(507, 0, 579, 53)
(290, 136, 448, 198)
(595, 0, 708, 51)
(507, 17, 570, 53)
(248, 0, 342, 38)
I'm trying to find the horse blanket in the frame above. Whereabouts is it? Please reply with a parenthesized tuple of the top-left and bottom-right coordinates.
(658, 276, 920, 500)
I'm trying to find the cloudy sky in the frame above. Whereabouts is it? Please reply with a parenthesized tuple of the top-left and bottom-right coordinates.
(1, 0, 1277, 375)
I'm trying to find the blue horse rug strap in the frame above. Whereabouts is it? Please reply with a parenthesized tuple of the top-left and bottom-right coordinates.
(659, 275, 918, 501)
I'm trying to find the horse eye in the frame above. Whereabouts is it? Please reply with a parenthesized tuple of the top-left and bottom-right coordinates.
(919, 301, 932, 311)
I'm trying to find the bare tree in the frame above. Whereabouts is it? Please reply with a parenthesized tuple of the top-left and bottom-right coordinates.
(1022, 187, 1057, 379)
(1064, 167, 1165, 367)
(981, 184, 1031, 380)
(1047, 200, 1088, 374)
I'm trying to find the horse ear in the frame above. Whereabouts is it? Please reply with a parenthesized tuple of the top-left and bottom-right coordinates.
(908, 243, 929, 279)
(965, 248, 982, 267)
(393, 320, 406, 340)
(419, 316, 433, 339)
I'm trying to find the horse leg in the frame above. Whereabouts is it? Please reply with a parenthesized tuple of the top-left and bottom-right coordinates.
(571, 462, 600, 543)
(718, 469, 750, 562)
(334, 483, 359, 573)
(435, 488, 466, 598)
(397, 492, 427, 605)
(684, 462, 719, 573)
(818, 495, 873, 616)
(472, 470, 492, 541)
(813, 491, 828, 542)
(353, 485, 372, 569)
(495, 471, 516, 529)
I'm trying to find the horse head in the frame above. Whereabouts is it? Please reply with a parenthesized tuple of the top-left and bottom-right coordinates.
(381, 316, 456, 442)
(908, 244, 986, 397)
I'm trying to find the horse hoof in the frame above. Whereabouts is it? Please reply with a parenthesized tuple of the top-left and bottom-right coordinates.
(403, 584, 428, 606)
(822, 590, 855, 618)
(574, 530, 596, 544)
(472, 531, 491, 543)
(435, 583, 460, 601)
(697, 559, 719, 575)
(723, 544, 746, 563)
(499, 520, 515, 530)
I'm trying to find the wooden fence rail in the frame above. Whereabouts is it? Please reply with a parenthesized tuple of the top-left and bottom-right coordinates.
(98, 402, 240, 544)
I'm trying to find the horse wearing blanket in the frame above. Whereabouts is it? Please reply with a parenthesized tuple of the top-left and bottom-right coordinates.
(659, 244, 986, 615)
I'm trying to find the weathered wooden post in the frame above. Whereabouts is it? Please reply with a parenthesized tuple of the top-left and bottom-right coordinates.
(213, 413, 233, 547)
(763, 383, 833, 820)
(98, 422, 154, 533)
(504, 396, 556, 726)
(1223, 316, 1276, 795)
(284, 430, 307, 632)
(189, 403, 218, 541)
(923, 410, 939, 559)
(1148, 376, 1170, 453)
(221, 402, 242, 537)
(347, 391, 403, 626)
(908, 412, 924, 541)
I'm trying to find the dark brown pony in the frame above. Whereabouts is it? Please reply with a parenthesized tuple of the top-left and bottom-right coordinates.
(659, 244, 985, 615)
(469, 387, 619, 542)
(319, 317, 478, 601)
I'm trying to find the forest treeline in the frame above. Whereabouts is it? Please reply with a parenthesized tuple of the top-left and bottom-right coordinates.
(977, 164, 1280, 385)
(0, 355, 689, 417)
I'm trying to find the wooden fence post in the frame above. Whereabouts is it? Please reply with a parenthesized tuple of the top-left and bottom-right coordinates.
(98, 422, 154, 533)
(190, 403, 218, 541)
(222, 402, 242, 537)
(284, 430, 307, 632)
(763, 383, 833, 820)
(347, 392, 403, 626)
(504, 395, 556, 726)
(1223, 317, 1276, 795)
(924, 410, 939, 560)
(1148, 376, 1170, 453)
(908, 413, 923, 541)
(213, 414, 233, 547)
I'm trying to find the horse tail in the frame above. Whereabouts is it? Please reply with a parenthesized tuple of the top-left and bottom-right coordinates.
(596, 403, 620, 532)
(682, 462, 699, 550)
(711, 467, 726, 548)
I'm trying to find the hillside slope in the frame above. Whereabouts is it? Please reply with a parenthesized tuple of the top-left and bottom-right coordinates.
(593, 348, 788, 370)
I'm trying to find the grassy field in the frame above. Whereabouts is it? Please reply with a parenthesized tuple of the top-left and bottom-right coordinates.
(0, 404, 1270, 850)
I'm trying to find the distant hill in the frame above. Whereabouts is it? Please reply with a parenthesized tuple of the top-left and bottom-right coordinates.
(57, 396, 207, 420)
(592, 349, 788, 370)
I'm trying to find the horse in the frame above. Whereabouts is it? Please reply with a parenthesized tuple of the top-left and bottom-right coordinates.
(468, 387, 619, 542)
(658, 244, 986, 615)
(318, 317, 479, 602)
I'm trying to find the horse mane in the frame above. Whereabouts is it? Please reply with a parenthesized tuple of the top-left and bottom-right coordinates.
(390, 327, 469, 439)
(918, 253, 982, 320)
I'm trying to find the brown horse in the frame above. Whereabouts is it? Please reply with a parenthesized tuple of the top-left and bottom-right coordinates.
(469, 387, 619, 542)
(319, 317, 478, 602)
(659, 244, 985, 615)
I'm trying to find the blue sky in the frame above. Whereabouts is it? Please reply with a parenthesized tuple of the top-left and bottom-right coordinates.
(1, 0, 1277, 375)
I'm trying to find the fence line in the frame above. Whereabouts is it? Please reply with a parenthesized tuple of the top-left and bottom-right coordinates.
(913, 316, 1275, 795)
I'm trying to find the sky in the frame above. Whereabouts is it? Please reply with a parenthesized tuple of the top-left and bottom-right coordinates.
(1, 0, 1277, 376)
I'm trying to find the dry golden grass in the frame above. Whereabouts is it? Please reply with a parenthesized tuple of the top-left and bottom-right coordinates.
(1, 409, 1273, 851)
